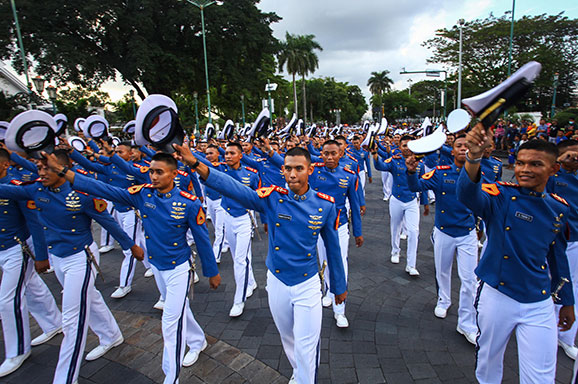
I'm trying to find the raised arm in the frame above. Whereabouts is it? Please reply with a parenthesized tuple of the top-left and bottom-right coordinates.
(70, 150, 107, 174)
(10, 153, 38, 174)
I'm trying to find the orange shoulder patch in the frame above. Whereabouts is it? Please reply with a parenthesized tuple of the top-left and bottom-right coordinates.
(421, 169, 436, 180)
(93, 198, 107, 212)
(344, 167, 355, 175)
(128, 184, 151, 194)
(245, 167, 258, 174)
(481, 183, 500, 196)
(317, 192, 335, 203)
(384, 158, 392, 163)
(196, 206, 206, 225)
(26, 200, 36, 210)
(550, 193, 569, 206)
(180, 191, 197, 201)
(436, 165, 451, 170)
(76, 168, 89, 175)
(177, 169, 188, 177)
(140, 166, 150, 174)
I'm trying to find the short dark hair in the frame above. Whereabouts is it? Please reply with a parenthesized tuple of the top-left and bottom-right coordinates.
(53, 149, 70, 166)
(226, 142, 243, 153)
(322, 139, 340, 148)
(0, 148, 9, 162)
(207, 144, 219, 150)
(285, 147, 311, 164)
(151, 153, 178, 169)
(118, 141, 132, 149)
(558, 139, 578, 152)
(518, 139, 558, 159)
(334, 135, 346, 143)
(400, 135, 413, 143)
(352, 135, 360, 141)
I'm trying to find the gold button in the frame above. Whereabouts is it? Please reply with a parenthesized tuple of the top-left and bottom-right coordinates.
(275, 247, 279, 251)
(146, 236, 149, 239)
(440, 226, 444, 230)
(303, 273, 308, 277)
(560, 213, 564, 218)
(504, 255, 509, 259)
(72, 216, 76, 219)
(71, 229, 76, 232)
(73, 247, 77, 250)
(227, 208, 230, 210)
(542, 290, 547, 295)
(48, 246, 52, 249)
(276, 223, 280, 227)
(0, 229, 4, 232)
(143, 215, 147, 218)
(541, 265, 546, 270)
(511, 196, 517, 201)
(499, 282, 505, 286)
(505, 226, 510, 231)
(552, 241, 556, 245)
(0, 245, 4, 248)
(442, 192, 446, 195)
(318, 208, 323, 212)
(468, 228, 472, 231)
(279, 199, 283, 203)
(313, 232, 317, 235)
(149, 256, 152, 259)
(173, 242, 178, 246)
(314, 188, 318, 191)
(275, 269, 280, 273)
(147, 194, 151, 197)
(443, 173, 447, 176)
(3, 211, 7, 214)
(172, 261, 176, 264)
(307, 253, 312, 257)
(441, 210, 445, 213)
(177, 225, 181, 228)
(43, 227, 47, 230)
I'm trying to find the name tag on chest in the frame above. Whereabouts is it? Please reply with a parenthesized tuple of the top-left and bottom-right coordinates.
(278, 213, 292, 221)
(444, 179, 455, 184)
(144, 202, 156, 210)
(515, 211, 533, 222)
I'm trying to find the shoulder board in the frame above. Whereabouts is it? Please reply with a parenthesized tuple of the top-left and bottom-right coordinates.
(347, 154, 358, 162)
(76, 168, 89, 175)
(245, 167, 258, 174)
(133, 163, 143, 168)
(74, 190, 89, 196)
(211, 161, 221, 167)
(497, 181, 520, 188)
(344, 167, 355, 175)
(316, 192, 335, 203)
(128, 183, 153, 194)
(313, 162, 325, 167)
(10, 179, 37, 186)
(384, 158, 392, 163)
(257, 185, 288, 198)
(177, 169, 189, 177)
(421, 169, 436, 180)
(10, 179, 22, 185)
(180, 191, 197, 201)
(436, 165, 451, 170)
(481, 183, 500, 196)
(492, 156, 502, 163)
(143, 160, 151, 165)
(550, 193, 569, 206)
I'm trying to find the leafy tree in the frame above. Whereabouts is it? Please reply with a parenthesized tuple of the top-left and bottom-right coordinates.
(53, 87, 111, 127)
(423, 13, 578, 115)
(367, 70, 394, 119)
(381, 91, 420, 122)
(409, 80, 456, 117)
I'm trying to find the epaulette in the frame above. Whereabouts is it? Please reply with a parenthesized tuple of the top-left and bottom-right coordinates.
(10, 179, 22, 185)
(74, 190, 89, 196)
(177, 169, 189, 177)
(347, 154, 358, 162)
(133, 163, 144, 168)
(10, 179, 37, 186)
(313, 162, 325, 167)
(492, 156, 502, 163)
(316, 192, 335, 203)
(128, 183, 153, 194)
(257, 185, 288, 198)
(436, 165, 451, 170)
(481, 183, 500, 196)
(143, 160, 151, 165)
(76, 168, 89, 175)
(550, 193, 569, 206)
(421, 169, 436, 180)
(384, 158, 392, 163)
(180, 191, 197, 201)
(245, 167, 258, 174)
(344, 167, 355, 175)
(497, 181, 520, 188)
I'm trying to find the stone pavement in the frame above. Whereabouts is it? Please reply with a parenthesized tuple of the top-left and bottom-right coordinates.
(0, 163, 575, 383)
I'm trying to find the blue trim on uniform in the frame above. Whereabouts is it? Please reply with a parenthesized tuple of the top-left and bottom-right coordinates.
(66, 255, 92, 384)
(123, 212, 139, 287)
(473, 281, 485, 373)
(216, 224, 225, 262)
(14, 253, 28, 355)
(241, 237, 252, 302)
(173, 267, 192, 383)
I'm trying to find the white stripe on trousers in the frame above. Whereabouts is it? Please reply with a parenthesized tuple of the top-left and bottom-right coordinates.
(388, 196, 419, 268)
(52, 242, 121, 384)
(266, 270, 321, 384)
(381, 171, 392, 199)
(317, 224, 349, 315)
(0, 238, 61, 359)
(223, 212, 256, 304)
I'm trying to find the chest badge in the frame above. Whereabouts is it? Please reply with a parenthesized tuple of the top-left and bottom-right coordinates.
(515, 211, 533, 223)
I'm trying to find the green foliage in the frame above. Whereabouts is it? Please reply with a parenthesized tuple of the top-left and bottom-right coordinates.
(554, 107, 578, 127)
(423, 13, 578, 114)
(381, 91, 421, 121)
(53, 87, 111, 124)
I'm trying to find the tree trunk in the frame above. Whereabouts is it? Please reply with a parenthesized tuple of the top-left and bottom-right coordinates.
(292, 73, 298, 118)
(302, 74, 307, 125)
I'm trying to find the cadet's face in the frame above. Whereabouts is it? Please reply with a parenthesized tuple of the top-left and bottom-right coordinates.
(241, 142, 252, 154)
(149, 160, 177, 192)
(130, 148, 141, 161)
(393, 135, 400, 145)
(515, 149, 559, 192)
(37, 160, 62, 187)
(285, 141, 296, 150)
(115, 145, 132, 161)
(205, 148, 219, 163)
(336, 140, 346, 155)
(446, 135, 455, 146)
(321, 144, 341, 169)
(452, 138, 467, 163)
(0, 159, 10, 177)
(225, 147, 242, 167)
(400, 140, 412, 158)
(352, 139, 361, 149)
(282, 155, 313, 194)
(199, 143, 207, 152)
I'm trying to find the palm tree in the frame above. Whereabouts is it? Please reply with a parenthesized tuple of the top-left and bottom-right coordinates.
(296, 35, 322, 124)
(367, 70, 393, 118)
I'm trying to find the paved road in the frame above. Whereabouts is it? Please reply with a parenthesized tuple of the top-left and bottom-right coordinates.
(0, 163, 574, 383)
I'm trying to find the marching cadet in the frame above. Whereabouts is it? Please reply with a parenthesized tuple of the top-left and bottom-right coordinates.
(372, 136, 428, 275)
(175, 143, 347, 384)
(458, 124, 574, 383)
(547, 139, 578, 360)
(406, 135, 479, 344)
(0, 148, 62, 377)
(1, 110, 142, 384)
(195, 142, 260, 318)
(350, 135, 372, 190)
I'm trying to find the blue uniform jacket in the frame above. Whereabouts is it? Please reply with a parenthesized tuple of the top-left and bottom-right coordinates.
(204, 168, 347, 294)
(548, 168, 578, 242)
(374, 156, 425, 204)
(241, 155, 285, 187)
(349, 147, 372, 178)
(407, 164, 475, 237)
(73, 175, 218, 275)
(0, 181, 134, 258)
(457, 171, 574, 305)
(310, 163, 362, 237)
(480, 156, 503, 183)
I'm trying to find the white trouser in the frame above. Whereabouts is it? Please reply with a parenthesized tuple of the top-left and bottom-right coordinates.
(475, 283, 556, 384)
(266, 271, 321, 384)
(432, 228, 478, 333)
(99, 200, 115, 247)
(207, 197, 227, 263)
(117, 210, 150, 288)
(381, 172, 393, 200)
(0, 238, 61, 359)
(359, 170, 367, 195)
(389, 197, 419, 268)
(224, 212, 256, 304)
(557, 241, 578, 346)
(52, 242, 122, 384)
(151, 262, 204, 384)
(317, 224, 349, 315)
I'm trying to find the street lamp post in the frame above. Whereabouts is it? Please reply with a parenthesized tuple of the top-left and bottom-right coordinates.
(400, 69, 447, 120)
(407, 78, 413, 96)
(193, 91, 199, 133)
(31, 76, 46, 110)
(183, 0, 222, 124)
(46, 85, 57, 114)
(240, 94, 245, 127)
(457, 18, 465, 106)
(507, 0, 516, 78)
(331, 108, 341, 125)
(551, 73, 559, 118)
(9, 0, 32, 95)
(129, 89, 136, 118)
